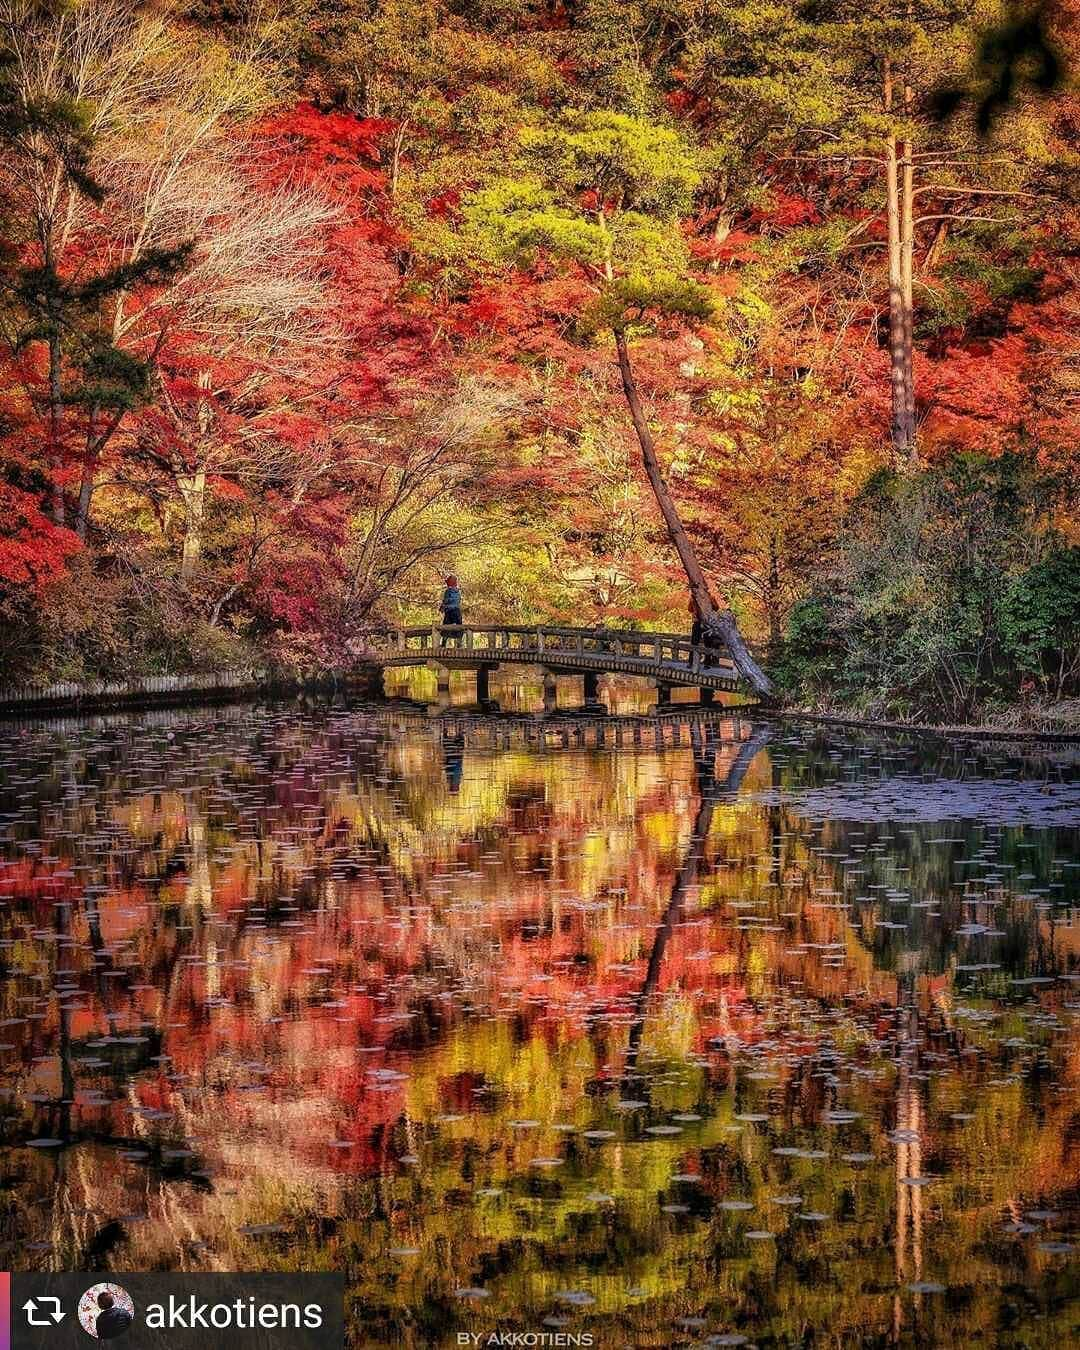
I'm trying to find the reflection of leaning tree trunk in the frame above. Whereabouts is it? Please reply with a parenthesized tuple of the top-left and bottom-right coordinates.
(624, 725, 773, 1079)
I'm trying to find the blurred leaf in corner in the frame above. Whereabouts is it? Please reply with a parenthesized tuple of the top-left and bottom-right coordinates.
(931, 4, 1065, 134)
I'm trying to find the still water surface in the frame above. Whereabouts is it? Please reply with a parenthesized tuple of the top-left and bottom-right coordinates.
(0, 692, 1078, 1347)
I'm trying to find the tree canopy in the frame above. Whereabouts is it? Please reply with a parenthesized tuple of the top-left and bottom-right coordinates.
(0, 0, 1076, 720)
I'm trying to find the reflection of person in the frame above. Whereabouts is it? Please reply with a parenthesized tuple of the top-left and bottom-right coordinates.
(443, 729, 465, 793)
(95, 1292, 133, 1340)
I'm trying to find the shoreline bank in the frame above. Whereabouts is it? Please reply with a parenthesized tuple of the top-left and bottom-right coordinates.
(770, 707, 1080, 744)
(2, 669, 1079, 744)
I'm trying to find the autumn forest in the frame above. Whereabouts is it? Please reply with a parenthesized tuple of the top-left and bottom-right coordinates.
(1, 0, 1078, 724)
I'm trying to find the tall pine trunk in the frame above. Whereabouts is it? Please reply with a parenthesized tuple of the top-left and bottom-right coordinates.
(613, 330, 775, 700)
(179, 466, 206, 581)
(180, 370, 213, 581)
(46, 292, 66, 527)
(885, 61, 917, 463)
(901, 41, 917, 449)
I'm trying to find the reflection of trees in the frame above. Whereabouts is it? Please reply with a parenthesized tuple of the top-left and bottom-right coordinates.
(1, 709, 1078, 1338)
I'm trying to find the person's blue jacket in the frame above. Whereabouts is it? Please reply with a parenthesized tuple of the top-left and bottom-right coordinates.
(441, 586, 461, 613)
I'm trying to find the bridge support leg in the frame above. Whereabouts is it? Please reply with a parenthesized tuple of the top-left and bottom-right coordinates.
(430, 663, 451, 696)
(475, 663, 498, 711)
(699, 686, 715, 706)
(655, 680, 675, 709)
(354, 665, 384, 700)
(582, 670, 605, 714)
(542, 670, 558, 713)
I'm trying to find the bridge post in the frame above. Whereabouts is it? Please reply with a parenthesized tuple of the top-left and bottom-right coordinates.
(431, 663, 451, 696)
(542, 669, 558, 713)
(475, 663, 499, 711)
(699, 686, 715, 705)
(655, 680, 675, 709)
(354, 665, 384, 700)
(582, 670, 605, 713)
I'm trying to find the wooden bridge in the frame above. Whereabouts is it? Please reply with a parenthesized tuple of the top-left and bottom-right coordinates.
(352, 624, 749, 707)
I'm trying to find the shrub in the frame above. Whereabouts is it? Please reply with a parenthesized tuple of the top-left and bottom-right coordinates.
(782, 452, 1077, 720)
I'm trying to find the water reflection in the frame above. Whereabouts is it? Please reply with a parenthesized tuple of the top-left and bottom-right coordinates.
(0, 697, 1077, 1347)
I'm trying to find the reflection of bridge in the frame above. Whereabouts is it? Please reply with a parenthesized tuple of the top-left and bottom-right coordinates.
(389, 706, 756, 754)
(354, 625, 747, 707)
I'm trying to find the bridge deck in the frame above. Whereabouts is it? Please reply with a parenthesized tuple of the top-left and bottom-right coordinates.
(354, 625, 746, 693)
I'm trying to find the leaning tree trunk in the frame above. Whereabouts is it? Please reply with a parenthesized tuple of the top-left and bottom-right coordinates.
(614, 329, 776, 700)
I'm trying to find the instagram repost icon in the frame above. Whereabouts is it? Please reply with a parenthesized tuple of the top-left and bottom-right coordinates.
(77, 1284, 134, 1341)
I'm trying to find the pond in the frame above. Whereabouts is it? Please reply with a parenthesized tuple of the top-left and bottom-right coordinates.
(0, 692, 1078, 1348)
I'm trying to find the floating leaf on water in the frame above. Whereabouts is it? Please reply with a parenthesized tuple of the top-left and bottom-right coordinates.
(455, 1288, 491, 1300)
(554, 1291, 595, 1306)
(841, 1153, 874, 1163)
(907, 1282, 945, 1294)
(25, 1139, 64, 1148)
(644, 1125, 683, 1136)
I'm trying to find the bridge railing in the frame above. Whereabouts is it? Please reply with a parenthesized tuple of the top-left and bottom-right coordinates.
(351, 624, 738, 676)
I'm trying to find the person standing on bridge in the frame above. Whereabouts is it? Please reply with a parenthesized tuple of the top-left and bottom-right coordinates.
(440, 575, 462, 625)
(689, 600, 720, 658)
(439, 574, 463, 646)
